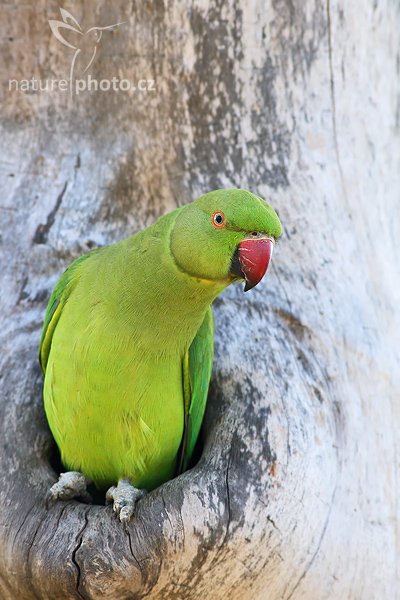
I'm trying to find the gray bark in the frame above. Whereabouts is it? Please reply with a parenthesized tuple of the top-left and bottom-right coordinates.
(0, 1, 399, 599)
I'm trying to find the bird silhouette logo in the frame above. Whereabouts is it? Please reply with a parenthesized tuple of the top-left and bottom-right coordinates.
(49, 8, 126, 96)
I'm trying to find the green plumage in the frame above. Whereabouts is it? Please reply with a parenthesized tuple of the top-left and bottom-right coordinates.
(40, 189, 282, 491)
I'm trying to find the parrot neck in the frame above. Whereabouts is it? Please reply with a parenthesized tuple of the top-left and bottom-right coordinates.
(119, 213, 227, 354)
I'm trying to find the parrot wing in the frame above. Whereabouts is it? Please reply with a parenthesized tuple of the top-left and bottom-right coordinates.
(178, 307, 214, 474)
(39, 249, 101, 373)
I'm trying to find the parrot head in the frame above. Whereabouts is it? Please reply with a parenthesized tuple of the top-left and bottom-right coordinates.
(171, 189, 282, 291)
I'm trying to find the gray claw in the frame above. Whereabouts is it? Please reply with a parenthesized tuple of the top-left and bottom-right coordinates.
(106, 479, 146, 524)
(46, 471, 92, 508)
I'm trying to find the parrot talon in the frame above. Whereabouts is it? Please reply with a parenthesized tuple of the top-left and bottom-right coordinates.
(45, 471, 92, 508)
(106, 479, 146, 524)
(105, 485, 117, 505)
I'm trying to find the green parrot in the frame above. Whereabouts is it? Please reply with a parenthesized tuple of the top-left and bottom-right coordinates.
(41, 188, 282, 522)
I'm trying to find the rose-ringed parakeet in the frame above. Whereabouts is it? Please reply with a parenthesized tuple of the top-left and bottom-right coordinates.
(41, 188, 282, 522)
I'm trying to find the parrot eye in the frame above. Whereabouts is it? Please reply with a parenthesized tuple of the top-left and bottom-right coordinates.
(212, 211, 226, 229)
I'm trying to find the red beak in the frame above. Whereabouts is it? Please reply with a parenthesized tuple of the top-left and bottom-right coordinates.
(238, 238, 274, 291)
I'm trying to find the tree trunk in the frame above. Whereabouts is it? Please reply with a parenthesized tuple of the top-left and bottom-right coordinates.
(0, 1, 399, 598)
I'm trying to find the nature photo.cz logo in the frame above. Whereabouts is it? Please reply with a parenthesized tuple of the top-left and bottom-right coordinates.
(8, 8, 156, 98)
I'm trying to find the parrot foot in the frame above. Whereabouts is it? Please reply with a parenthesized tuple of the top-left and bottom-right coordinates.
(106, 479, 146, 524)
(45, 471, 92, 508)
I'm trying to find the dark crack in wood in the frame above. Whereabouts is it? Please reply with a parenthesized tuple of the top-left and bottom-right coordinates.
(32, 181, 68, 245)
(71, 508, 90, 600)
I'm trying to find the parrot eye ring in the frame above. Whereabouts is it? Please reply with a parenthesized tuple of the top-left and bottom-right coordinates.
(212, 211, 226, 229)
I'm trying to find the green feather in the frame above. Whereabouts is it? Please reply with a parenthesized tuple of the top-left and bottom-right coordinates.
(39, 249, 102, 372)
(178, 308, 214, 473)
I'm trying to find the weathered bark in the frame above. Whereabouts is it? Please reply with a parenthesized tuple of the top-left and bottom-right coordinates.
(0, 1, 399, 598)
